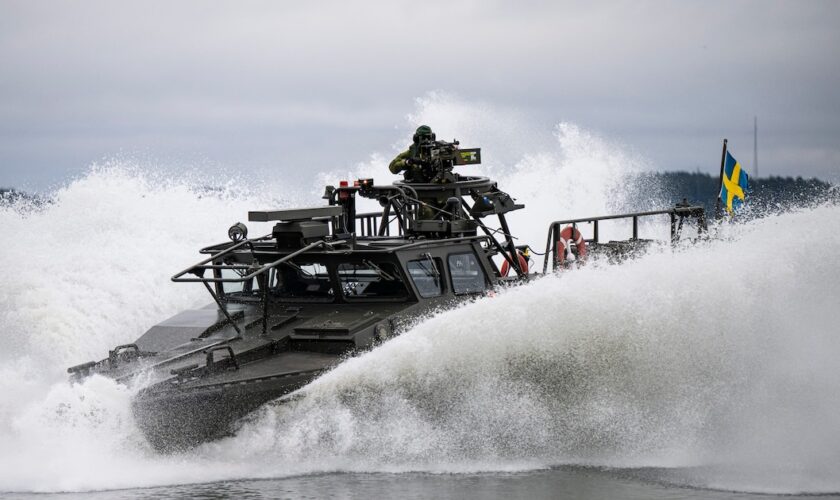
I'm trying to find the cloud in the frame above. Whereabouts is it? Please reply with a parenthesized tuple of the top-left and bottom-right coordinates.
(1, 0, 839, 188)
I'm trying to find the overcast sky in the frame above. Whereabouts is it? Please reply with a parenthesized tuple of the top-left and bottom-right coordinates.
(1, 0, 839, 190)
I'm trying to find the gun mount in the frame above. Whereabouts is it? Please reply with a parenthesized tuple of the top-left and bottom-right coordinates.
(407, 137, 481, 183)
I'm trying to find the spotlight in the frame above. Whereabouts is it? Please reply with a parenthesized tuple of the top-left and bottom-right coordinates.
(228, 222, 248, 242)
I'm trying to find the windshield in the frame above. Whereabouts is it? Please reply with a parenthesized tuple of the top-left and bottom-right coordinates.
(337, 261, 408, 300)
(407, 257, 443, 298)
(218, 260, 335, 303)
(448, 252, 487, 294)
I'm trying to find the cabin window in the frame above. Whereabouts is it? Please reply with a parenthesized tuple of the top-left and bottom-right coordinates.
(218, 267, 260, 298)
(448, 253, 487, 294)
(407, 257, 444, 298)
(270, 261, 334, 302)
(338, 262, 408, 300)
(218, 260, 335, 302)
(220, 268, 245, 294)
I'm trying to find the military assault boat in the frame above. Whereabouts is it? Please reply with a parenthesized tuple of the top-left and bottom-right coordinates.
(68, 139, 707, 452)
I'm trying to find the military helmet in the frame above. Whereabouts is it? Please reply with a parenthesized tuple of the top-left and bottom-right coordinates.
(413, 125, 435, 143)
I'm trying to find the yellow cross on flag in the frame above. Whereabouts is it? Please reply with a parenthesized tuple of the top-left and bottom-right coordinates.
(720, 150, 749, 213)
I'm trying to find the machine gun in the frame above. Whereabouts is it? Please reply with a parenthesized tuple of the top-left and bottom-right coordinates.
(409, 138, 481, 183)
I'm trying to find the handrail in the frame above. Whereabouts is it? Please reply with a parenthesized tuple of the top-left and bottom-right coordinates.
(542, 205, 707, 273)
(393, 175, 494, 193)
(172, 240, 332, 283)
(171, 234, 272, 281)
(384, 235, 491, 252)
(355, 210, 408, 237)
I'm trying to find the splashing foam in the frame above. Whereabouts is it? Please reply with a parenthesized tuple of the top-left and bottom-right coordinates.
(1, 95, 838, 494)
(0, 162, 294, 491)
(196, 204, 839, 495)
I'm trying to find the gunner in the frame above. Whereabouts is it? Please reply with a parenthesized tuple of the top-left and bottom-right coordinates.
(388, 125, 436, 183)
(388, 125, 448, 220)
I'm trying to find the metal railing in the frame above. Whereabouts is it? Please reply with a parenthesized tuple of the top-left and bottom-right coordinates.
(542, 205, 707, 273)
(171, 239, 331, 284)
(354, 211, 404, 237)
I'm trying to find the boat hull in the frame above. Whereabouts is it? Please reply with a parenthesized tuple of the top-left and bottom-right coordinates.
(133, 367, 326, 452)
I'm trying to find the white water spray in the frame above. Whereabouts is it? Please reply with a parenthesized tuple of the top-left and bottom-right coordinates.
(1, 96, 838, 494)
(213, 204, 840, 495)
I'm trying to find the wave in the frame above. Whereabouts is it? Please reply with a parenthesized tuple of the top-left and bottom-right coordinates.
(0, 94, 837, 494)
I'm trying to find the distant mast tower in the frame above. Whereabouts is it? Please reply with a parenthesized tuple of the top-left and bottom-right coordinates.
(754, 116, 758, 178)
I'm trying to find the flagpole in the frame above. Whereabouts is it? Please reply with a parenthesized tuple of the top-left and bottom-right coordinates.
(754, 116, 758, 178)
(715, 138, 728, 219)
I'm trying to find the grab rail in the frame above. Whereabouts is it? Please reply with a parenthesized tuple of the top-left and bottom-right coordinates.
(171, 239, 331, 283)
(354, 211, 404, 237)
(542, 204, 707, 273)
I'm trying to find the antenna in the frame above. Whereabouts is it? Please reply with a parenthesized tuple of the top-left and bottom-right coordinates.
(754, 116, 759, 178)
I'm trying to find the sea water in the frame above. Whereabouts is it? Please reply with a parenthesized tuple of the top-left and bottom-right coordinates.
(1, 94, 838, 497)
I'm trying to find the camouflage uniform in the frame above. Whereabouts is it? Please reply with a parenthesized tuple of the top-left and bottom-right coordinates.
(389, 126, 440, 219)
(388, 146, 420, 178)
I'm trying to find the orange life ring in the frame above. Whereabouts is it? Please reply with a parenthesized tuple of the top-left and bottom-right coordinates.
(556, 225, 587, 265)
(500, 250, 529, 277)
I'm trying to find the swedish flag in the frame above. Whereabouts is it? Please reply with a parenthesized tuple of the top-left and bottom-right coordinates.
(720, 150, 749, 213)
